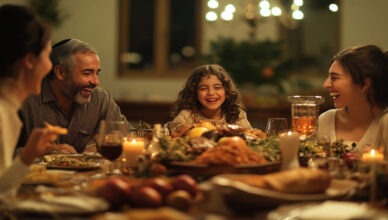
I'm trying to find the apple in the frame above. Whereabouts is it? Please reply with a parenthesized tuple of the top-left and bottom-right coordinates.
(217, 136, 247, 147)
(150, 163, 168, 176)
(171, 175, 198, 198)
(130, 186, 162, 208)
(166, 190, 193, 211)
(96, 177, 132, 208)
(146, 177, 174, 199)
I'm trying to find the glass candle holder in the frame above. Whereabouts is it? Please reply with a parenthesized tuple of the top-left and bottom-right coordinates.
(287, 95, 324, 139)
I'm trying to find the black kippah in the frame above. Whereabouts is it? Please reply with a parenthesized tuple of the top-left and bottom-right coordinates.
(52, 38, 72, 48)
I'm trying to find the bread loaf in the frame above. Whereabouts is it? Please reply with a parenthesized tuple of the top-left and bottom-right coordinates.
(219, 168, 331, 194)
(45, 122, 68, 135)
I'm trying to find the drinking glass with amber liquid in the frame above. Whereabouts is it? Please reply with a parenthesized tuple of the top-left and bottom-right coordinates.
(287, 95, 324, 139)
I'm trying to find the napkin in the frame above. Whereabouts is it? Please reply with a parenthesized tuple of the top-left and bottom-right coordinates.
(8, 194, 109, 214)
(294, 201, 370, 219)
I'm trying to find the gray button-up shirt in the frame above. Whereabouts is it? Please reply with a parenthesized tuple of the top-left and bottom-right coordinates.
(16, 79, 128, 153)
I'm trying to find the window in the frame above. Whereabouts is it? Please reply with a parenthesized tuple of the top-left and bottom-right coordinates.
(119, 0, 202, 78)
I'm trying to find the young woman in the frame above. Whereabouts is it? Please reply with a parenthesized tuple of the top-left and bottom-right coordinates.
(319, 45, 388, 155)
(0, 4, 60, 197)
(168, 64, 252, 136)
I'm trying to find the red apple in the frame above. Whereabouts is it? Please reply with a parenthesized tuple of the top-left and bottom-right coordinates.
(130, 186, 162, 208)
(166, 190, 193, 211)
(171, 175, 198, 198)
(147, 178, 174, 199)
(96, 177, 132, 208)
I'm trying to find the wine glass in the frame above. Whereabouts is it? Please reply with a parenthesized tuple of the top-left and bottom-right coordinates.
(96, 120, 127, 174)
(265, 118, 289, 137)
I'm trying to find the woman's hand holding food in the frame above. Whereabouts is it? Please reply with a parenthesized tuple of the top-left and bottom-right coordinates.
(19, 123, 69, 165)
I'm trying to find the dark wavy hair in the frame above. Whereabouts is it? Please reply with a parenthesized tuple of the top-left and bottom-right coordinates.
(171, 64, 245, 123)
(0, 4, 51, 78)
(333, 45, 388, 108)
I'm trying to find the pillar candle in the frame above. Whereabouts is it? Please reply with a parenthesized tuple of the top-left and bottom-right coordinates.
(123, 138, 145, 167)
(361, 149, 384, 162)
(279, 130, 300, 170)
(361, 148, 384, 203)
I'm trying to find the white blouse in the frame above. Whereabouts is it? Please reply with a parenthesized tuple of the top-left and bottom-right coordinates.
(0, 80, 30, 199)
(319, 108, 382, 153)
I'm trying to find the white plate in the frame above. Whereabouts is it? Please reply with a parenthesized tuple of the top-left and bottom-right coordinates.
(6, 194, 109, 215)
(267, 201, 388, 220)
(210, 176, 358, 211)
(44, 154, 102, 171)
(46, 163, 100, 171)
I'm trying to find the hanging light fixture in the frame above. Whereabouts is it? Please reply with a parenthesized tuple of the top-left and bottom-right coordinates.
(205, 0, 305, 29)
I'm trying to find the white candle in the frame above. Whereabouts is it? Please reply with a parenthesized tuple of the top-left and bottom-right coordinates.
(361, 149, 384, 162)
(361, 148, 384, 203)
(123, 138, 145, 167)
(279, 131, 300, 170)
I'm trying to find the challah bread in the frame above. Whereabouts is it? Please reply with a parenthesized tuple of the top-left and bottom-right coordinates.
(44, 122, 68, 135)
(219, 168, 331, 194)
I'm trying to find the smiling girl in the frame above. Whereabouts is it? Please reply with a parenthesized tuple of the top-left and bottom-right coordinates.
(319, 45, 388, 154)
(168, 64, 252, 136)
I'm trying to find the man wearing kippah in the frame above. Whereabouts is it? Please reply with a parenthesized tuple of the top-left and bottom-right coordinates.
(15, 39, 129, 154)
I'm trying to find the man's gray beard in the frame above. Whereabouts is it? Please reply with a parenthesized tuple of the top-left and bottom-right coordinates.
(74, 92, 92, 105)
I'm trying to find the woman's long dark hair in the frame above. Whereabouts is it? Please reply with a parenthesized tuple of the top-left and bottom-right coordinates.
(0, 4, 51, 78)
(333, 45, 388, 108)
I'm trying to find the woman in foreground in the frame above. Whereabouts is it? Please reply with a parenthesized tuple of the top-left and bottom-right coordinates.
(0, 4, 61, 197)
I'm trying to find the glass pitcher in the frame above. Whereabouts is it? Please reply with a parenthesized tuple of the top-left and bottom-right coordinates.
(287, 95, 325, 139)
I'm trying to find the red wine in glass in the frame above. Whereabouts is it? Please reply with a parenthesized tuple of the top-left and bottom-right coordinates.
(99, 144, 122, 161)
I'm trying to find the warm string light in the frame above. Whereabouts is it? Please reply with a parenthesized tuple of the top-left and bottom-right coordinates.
(205, 0, 339, 30)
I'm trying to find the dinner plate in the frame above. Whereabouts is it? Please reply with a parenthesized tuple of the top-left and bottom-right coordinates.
(23, 170, 75, 185)
(6, 194, 109, 215)
(46, 163, 101, 171)
(267, 201, 388, 220)
(167, 161, 281, 177)
(210, 176, 358, 212)
(44, 154, 102, 171)
(43, 153, 102, 162)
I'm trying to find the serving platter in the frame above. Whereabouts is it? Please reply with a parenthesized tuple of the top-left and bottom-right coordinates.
(210, 176, 358, 212)
(166, 161, 281, 177)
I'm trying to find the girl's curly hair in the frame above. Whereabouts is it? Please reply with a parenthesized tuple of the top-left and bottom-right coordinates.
(171, 64, 246, 123)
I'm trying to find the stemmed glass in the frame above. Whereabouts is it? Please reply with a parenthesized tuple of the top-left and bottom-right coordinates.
(265, 118, 289, 137)
(96, 120, 127, 174)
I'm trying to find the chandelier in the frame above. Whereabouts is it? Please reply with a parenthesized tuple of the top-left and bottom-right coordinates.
(205, 0, 339, 39)
(205, 0, 305, 27)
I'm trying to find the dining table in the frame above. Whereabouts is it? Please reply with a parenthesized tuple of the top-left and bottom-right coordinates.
(1, 148, 388, 219)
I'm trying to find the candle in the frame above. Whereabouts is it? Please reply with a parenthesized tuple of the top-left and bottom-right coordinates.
(361, 149, 384, 162)
(279, 131, 300, 170)
(361, 148, 384, 203)
(123, 138, 145, 167)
